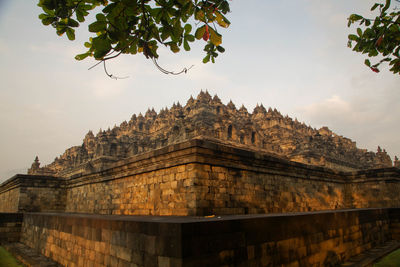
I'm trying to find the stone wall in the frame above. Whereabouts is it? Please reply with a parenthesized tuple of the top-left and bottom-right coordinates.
(64, 141, 202, 215)
(0, 175, 66, 212)
(348, 168, 400, 209)
(17, 209, 400, 267)
(20, 212, 184, 267)
(64, 139, 400, 216)
(390, 208, 400, 240)
(1, 139, 400, 216)
(0, 213, 23, 244)
(0, 185, 20, 212)
(63, 139, 350, 216)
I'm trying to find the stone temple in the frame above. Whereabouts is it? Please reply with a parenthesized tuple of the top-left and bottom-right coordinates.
(28, 91, 395, 178)
(1, 91, 400, 267)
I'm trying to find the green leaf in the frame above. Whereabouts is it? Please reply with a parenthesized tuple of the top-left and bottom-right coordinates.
(96, 13, 106, 21)
(357, 28, 362, 37)
(195, 25, 206, 40)
(68, 18, 79, 28)
(161, 27, 171, 41)
(348, 34, 359, 41)
(195, 9, 205, 22)
(75, 52, 90, 60)
(41, 17, 57, 26)
(168, 42, 180, 53)
(66, 27, 75, 40)
(102, 3, 118, 14)
(349, 14, 363, 22)
(215, 12, 230, 28)
(203, 54, 210, 63)
(76, 9, 85, 23)
(88, 21, 107, 33)
(216, 45, 225, 53)
(389, 24, 399, 33)
(209, 27, 222, 46)
(184, 23, 192, 34)
(364, 59, 371, 67)
(183, 39, 190, 51)
(382, 0, 391, 13)
(92, 35, 112, 59)
(371, 3, 380, 11)
(129, 42, 138, 54)
(56, 25, 67, 36)
(368, 49, 379, 57)
(185, 34, 195, 42)
(38, 13, 48, 20)
(39, 0, 56, 10)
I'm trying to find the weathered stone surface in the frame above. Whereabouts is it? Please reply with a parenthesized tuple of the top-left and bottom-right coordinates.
(28, 91, 394, 177)
(3, 138, 399, 216)
(0, 212, 23, 244)
(0, 175, 66, 213)
(6, 208, 400, 267)
(1, 92, 398, 267)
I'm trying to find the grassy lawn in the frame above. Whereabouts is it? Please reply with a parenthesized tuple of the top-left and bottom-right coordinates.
(0, 246, 24, 267)
(374, 248, 400, 267)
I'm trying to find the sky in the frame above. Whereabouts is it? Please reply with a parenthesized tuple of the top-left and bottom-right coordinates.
(0, 0, 399, 183)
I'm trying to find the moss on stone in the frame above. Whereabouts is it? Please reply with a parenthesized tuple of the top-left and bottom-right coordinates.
(0, 246, 23, 267)
(374, 248, 400, 267)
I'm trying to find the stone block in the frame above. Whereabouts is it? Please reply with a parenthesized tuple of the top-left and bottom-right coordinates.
(158, 256, 170, 267)
(116, 247, 132, 262)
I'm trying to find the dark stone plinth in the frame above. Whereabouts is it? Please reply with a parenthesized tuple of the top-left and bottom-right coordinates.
(13, 208, 400, 266)
(0, 212, 23, 244)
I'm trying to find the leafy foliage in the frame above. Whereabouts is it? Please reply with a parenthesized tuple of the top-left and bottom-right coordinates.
(37, 0, 231, 65)
(348, 0, 400, 75)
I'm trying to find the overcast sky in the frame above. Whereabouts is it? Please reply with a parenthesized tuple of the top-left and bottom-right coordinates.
(0, 0, 399, 183)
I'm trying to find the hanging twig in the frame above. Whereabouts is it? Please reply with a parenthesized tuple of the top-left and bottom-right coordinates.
(103, 61, 129, 80)
(152, 58, 194, 75)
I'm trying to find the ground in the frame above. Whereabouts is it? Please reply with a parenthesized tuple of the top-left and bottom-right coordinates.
(0, 246, 23, 267)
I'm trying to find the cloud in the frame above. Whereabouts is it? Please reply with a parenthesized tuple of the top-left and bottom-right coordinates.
(89, 78, 127, 99)
(298, 96, 351, 132)
(0, 39, 8, 55)
(28, 41, 82, 61)
(296, 83, 400, 159)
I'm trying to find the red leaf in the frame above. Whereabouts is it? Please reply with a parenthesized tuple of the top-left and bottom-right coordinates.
(370, 67, 380, 73)
(376, 36, 383, 46)
(203, 25, 209, 41)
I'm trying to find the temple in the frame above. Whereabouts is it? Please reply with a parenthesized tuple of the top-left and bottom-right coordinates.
(28, 91, 394, 177)
(2, 91, 400, 266)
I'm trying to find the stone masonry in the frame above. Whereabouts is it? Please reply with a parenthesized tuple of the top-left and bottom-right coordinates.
(28, 91, 394, 178)
(0, 208, 397, 267)
(1, 92, 400, 267)
(2, 138, 400, 216)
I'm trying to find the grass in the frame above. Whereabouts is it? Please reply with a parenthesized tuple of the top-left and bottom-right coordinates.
(374, 248, 400, 267)
(0, 246, 24, 267)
